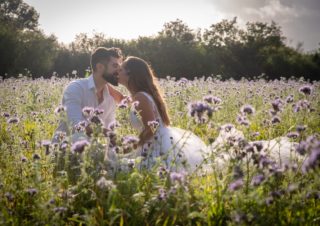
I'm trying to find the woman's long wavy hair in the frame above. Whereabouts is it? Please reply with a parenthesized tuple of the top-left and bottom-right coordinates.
(124, 56, 170, 126)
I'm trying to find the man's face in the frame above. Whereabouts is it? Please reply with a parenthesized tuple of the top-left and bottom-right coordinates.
(101, 57, 122, 86)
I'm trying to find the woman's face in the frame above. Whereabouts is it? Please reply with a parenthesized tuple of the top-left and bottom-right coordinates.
(118, 62, 130, 87)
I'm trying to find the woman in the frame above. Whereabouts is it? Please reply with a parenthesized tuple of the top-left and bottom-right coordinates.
(112, 56, 299, 173)
(117, 56, 208, 172)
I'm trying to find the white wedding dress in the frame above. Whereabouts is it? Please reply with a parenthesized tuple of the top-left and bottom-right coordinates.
(127, 92, 208, 172)
(108, 92, 299, 174)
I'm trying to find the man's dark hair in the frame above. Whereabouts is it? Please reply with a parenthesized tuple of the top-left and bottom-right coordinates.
(90, 47, 123, 71)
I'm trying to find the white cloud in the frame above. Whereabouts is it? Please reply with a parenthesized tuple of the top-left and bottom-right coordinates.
(244, 0, 300, 20)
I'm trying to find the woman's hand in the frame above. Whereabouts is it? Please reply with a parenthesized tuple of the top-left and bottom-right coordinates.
(138, 127, 154, 146)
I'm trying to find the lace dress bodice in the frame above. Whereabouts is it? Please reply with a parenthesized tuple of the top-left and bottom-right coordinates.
(129, 92, 164, 133)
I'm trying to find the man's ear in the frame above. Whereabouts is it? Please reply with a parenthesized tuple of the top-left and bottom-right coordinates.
(96, 63, 103, 72)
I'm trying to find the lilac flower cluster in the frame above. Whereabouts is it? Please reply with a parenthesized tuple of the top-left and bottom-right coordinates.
(188, 101, 215, 123)
(293, 100, 311, 113)
(301, 136, 320, 173)
(240, 104, 255, 115)
(117, 96, 132, 109)
(54, 105, 66, 115)
(71, 140, 90, 154)
(299, 85, 313, 96)
(203, 95, 222, 104)
(121, 135, 139, 152)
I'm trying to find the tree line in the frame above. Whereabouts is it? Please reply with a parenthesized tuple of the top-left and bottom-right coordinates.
(1, 0, 319, 80)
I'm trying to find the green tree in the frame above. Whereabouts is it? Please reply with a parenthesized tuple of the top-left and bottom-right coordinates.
(0, 0, 39, 31)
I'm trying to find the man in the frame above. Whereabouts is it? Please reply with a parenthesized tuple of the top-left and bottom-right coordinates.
(53, 47, 124, 143)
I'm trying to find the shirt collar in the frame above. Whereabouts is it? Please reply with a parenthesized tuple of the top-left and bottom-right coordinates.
(87, 74, 96, 91)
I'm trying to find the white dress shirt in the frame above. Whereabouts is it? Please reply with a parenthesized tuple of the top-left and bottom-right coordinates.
(53, 74, 116, 143)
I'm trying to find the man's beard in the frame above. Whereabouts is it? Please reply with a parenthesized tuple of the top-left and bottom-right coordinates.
(102, 72, 119, 86)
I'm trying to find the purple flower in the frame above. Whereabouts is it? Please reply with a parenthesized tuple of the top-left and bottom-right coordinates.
(127, 159, 135, 169)
(271, 99, 283, 112)
(157, 166, 168, 178)
(41, 140, 51, 155)
(302, 147, 320, 173)
(118, 97, 131, 109)
(240, 104, 255, 115)
(170, 172, 185, 183)
(147, 120, 160, 130)
(296, 125, 306, 133)
(251, 174, 265, 186)
(299, 85, 312, 95)
(286, 132, 299, 139)
(7, 117, 20, 124)
(131, 101, 140, 108)
(2, 112, 10, 118)
(228, 178, 243, 191)
(293, 100, 311, 112)
(118, 101, 128, 109)
(90, 115, 103, 125)
(239, 119, 250, 127)
(306, 191, 320, 200)
(93, 108, 104, 116)
(188, 101, 214, 123)
(53, 131, 66, 142)
(295, 141, 308, 155)
(158, 188, 167, 201)
(26, 188, 38, 196)
(33, 153, 41, 160)
(286, 94, 294, 103)
(252, 141, 264, 152)
(306, 135, 319, 145)
(107, 120, 120, 131)
(74, 121, 87, 132)
(82, 107, 94, 117)
(54, 105, 66, 114)
(60, 141, 68, 151)
(121, 135, 139, 146)
(259, 155, 274, 168)
(203, 95, 222, 104)
(271, 116, 281, 124)
(220, 123, 235, 132)
(71, 140, 90, 154)
(177, 77, 189, 85)
(21, 156, 28, 162)
(245, 144, 255, 153)
(251, 132, 260, 138)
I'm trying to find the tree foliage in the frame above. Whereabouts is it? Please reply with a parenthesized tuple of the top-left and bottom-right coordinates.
(0, 1, 319, 80)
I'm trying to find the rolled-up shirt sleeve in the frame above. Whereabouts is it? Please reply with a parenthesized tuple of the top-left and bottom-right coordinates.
(63, 82, 85, 127)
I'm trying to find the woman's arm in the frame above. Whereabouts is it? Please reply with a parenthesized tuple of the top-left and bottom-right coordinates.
(133, 92, 156, 146)
(107, 84, 125, 104)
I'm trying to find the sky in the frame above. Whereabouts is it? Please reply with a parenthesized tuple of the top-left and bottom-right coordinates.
(24, 0, 320, 52)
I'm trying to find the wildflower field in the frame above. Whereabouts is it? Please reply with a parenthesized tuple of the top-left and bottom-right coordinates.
(0, 75, 319, 225)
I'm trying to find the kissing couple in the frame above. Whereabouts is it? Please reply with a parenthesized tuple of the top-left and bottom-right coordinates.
(53, 47, 299, 173)
(53, 47, 208, 172)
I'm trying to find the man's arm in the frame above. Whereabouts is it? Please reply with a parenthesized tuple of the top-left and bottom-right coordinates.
(63, 82, 85, 128)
